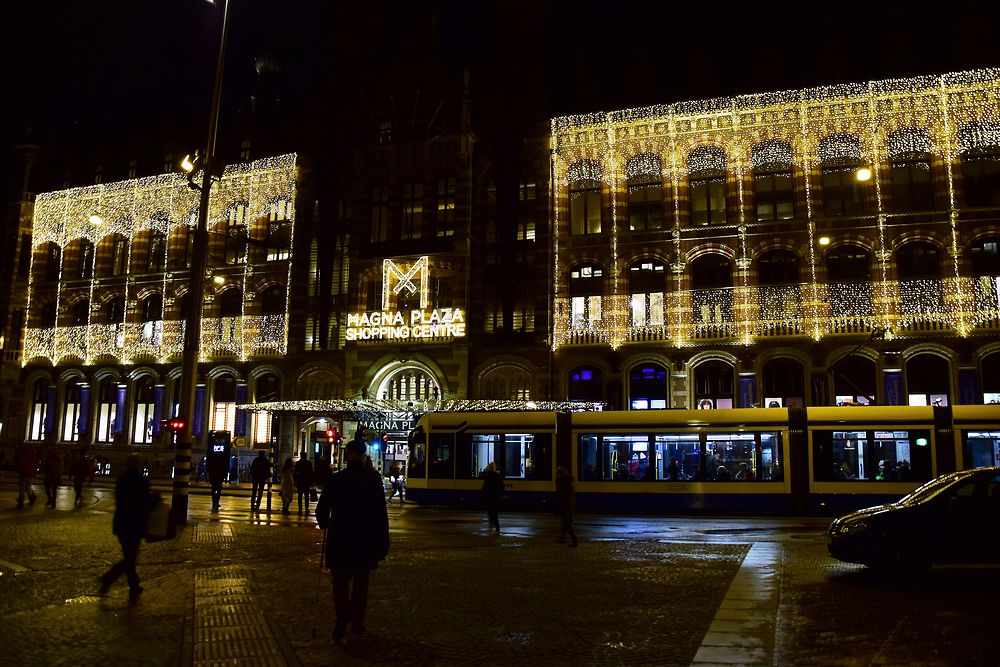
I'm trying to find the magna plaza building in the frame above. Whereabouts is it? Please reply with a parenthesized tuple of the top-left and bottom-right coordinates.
(1, 68, 999, 474)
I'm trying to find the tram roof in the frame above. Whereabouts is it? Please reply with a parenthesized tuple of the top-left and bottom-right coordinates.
(235, 399, 605, 415)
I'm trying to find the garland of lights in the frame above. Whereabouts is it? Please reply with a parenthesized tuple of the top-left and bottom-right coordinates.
(24, 154, 296, 367)
(550, 69, 1000, 350)
(236, 399, 607, 414)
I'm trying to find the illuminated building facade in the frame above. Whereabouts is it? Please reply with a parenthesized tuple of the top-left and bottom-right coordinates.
(550, 69, 1000, 410)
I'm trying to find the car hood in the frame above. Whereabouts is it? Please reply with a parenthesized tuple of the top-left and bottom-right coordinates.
(829, 503, 898, 529)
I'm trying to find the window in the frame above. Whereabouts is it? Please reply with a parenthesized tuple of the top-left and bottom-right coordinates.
(516, 220, 535, 241)
(694, 360, 735, 408)
(72, 299, 90, 326)
(626, 154, 663, 231)
(212, 376, 237, 432)
(458, 432, 552, 480)
(891, 159, 933, 211)
(905, 352, 950, 407)
(963, 430, 1000, 468)
(568, 366, 603, 402)
(260, 284, 285, 315)
(402, 182, 423, 240)
(691, 255, 733, 324)
(629, 260, 665, 326)
(758, 250, 799, 285)
(812, 429, 932, 482)
(762, 358, 805, 407)
(970, 237, 1000, 277)
(147, 232, 165, 272)
(40, 302, 57, 329)
(163, 152, 174, 174)
(240, 138, 251, 161)
(111, 237, 128, 276)
(821, 167, 867, 216)
(897, 242, 941, 280)
(77, 240, 94, 279)
(95, 377, 118, 444)
(428, 433, 453, 479)
(266, 200, 292, 261)
(29, 379, 49, 441)
(62, 382, 82, 442)
(962, 151, 1000, 208)
(140, 294, 163, 345)
(751, 140, 795, 221)
(629, 363, 668, 410)
(435, 177, 456, 237)
(253, 374, 280, 446)
(225, 204, 248, 265)
(128, 158, 137, 179)
(218, 289, 243, 317)
(569, 265, 603, 327)
(371, 186, 389, 242)
(105, 296, 125, 324)
(569, 179, 601, 235)
(45, 244, 61, 282)
(17, 234, 31, 280)
(132, 376, 156, 445)
(688, 147, 728, 226)
(826, 245, 871, 282)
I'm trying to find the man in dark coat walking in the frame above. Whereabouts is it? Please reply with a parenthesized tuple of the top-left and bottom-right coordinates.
(294, 452, 314, 515)
(555, 466, 578, 547)
(481, 461, 504, 534)
(315, 439, 390, 641)
(249, 450, 271, 512)
(100, 454, 156, 599)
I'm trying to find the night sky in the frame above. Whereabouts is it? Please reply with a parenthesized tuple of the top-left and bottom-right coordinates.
(3, 1, 999, 174)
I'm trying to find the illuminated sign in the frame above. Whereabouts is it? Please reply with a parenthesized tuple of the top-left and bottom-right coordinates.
(346, 257, 466, 342)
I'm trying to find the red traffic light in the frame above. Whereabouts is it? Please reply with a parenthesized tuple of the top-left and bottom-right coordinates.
(326, 428, 335, 443)
(161, 417, 186, 432)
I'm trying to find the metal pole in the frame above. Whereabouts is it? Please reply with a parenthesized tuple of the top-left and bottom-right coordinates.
(172, 0, 231, 524)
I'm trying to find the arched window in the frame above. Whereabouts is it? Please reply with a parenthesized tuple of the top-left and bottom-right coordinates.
(568, 160, 602, 235)
(260, 285, 285, 315)
(757, 250, 801, 324)
(982, 352, 1000, 403)
(28, 378, 50, 441)
(688, 146, 727, 225)
(751, 140, 794, 221)
(691, 255, 733, 325)
(218, 289, 243, 318)
(140, 294, 164, 345)
(629, 363, 667, 410)
(61, 381, 83, 442)
(568, 366, 603, 403)
(569, 264, 603, 327)
(819, 134, 867, 216)
(95, 376, 118, 443)
(762, 358, 804, 407)
(628, 259, 665, 326)
(757, 249, 799, 285)
(132, 376, 156, 444)
(693, 360, 734, 409)
(958, 120, 1000, 208)
(71, 239, 95, 280)
(826, 244, 871, 282)
(72, 299, 90, 326)
(105, 296, 125, 323)
(906, 353, 951, 406)
(888, 128, 934, 212)
(625, 154, 663, 231)
(897, 241, 941, 280)
(831, 355, 876, 405)
(168, 226, 194, 270)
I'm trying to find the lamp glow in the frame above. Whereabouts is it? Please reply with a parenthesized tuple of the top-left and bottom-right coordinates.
(819, 236, 831, 246)
(88, 214, 103, 225)
(855, 167, 872, 182)
(181, 155, 195, 173)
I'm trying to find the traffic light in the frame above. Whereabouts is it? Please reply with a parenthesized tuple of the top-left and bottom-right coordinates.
(326, 428, 335, 443)
(161, 417, 186, 432)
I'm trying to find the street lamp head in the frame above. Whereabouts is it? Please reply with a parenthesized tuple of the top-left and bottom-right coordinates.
(818, 236, 831, 246)
(212, 274, 226, 285)
(181, 155, 196, 173)
(855, 166, 872, 182)
(88, 213, 103, 225)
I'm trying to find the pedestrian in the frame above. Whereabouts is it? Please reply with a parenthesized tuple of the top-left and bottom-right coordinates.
(481, 461, 504, 534)
(99, 454, 158, 600)
(43, 445, 63, 508)
(294, 451, 314, 515)
(70, 448, 94, 507)
(249, 450, 271, 512)
(388, 462, 405, 505)
(314, 437, 390, 641)
(279, 458, 295, 514)
(15, 443, 38, 509)
(197, 456, 207, 482)
(555, 466, 578, 547)
(207, 450, 227, 512)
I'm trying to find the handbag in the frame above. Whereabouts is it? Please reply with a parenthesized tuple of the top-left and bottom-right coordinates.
(145, 497, 175, 542)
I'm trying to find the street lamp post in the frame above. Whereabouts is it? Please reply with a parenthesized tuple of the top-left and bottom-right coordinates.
(173, 0, 232, 524)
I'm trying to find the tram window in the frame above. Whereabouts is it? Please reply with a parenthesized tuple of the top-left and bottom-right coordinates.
(464, 434, 499, 479)
(812, 430, 932, 482)
(578, 434, 654, 481)
(428, 434, 454, 479)
(963, 431, 1000, 468)
(525, 433, 552, 480)
(579, 435, 600, 480)
(706, 432, 761, 481)
(655, 434, 701, 480)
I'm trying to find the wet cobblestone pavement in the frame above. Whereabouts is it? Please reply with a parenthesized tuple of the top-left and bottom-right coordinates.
(1, 482, 998, 666)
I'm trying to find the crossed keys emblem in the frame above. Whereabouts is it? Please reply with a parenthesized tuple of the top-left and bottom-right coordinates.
(383, 256, 429, 309)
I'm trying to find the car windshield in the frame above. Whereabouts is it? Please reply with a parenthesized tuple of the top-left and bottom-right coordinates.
(897, 472, 971, 506)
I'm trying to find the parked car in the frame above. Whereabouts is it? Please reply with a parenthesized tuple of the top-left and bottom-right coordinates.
(828, 467, 1000, 569)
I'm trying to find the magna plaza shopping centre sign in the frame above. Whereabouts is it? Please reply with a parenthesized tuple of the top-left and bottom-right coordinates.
(345, 256, 466, 342)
